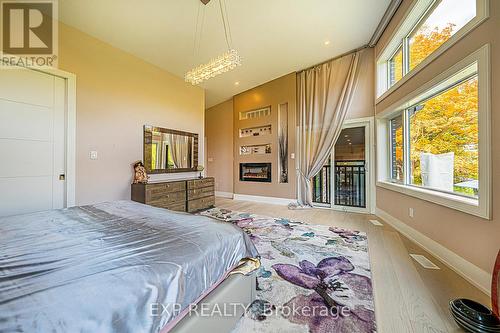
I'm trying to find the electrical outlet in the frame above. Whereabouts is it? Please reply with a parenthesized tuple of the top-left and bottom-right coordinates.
(290, 153, 295, 159)
(409, 207, 414, 218)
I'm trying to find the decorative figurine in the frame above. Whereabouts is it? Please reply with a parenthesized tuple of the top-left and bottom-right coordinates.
(197, 165, 204, 179)
(133, 161, 149, 184)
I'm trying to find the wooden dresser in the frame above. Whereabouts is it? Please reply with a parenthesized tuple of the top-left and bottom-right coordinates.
(131, 177, 215, 213)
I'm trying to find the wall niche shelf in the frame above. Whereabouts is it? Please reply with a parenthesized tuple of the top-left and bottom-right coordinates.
(239, 106, 271, 120)
(239, 125, 272, 138)
(240, 144, 271, 155)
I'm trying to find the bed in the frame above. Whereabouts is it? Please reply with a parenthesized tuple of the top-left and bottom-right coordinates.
(0, 200, 259, 333)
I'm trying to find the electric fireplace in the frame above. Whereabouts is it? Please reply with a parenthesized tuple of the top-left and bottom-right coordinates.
(240, 163, 271, 182)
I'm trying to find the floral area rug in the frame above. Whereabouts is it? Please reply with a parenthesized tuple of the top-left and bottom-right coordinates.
(200, 207, 376, 333)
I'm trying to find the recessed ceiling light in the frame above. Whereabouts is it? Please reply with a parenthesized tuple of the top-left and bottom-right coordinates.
(344, 134, 349, 137)
(324, 40, 331, 46)
(234, 81, 240, 86)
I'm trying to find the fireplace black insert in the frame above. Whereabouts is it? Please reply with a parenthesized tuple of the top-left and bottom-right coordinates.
(240, 163, 271, 182)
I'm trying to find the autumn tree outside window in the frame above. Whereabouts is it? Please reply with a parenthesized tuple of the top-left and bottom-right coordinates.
(376, 0, 490, 219)
(377, 0, 487, 96)
(389, 73, 479, 198)
(377, 45, 491, 219)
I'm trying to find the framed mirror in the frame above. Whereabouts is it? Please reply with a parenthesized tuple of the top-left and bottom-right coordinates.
(143, 125, 198, 174)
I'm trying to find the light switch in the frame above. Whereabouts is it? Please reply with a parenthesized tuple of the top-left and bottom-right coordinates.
(208, 157, 214, 162)
(290, 153, 295, 159)
(90, 151, 98, 160)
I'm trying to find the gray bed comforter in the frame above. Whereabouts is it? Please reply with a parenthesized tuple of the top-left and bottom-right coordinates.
(0, 200, 258, 333)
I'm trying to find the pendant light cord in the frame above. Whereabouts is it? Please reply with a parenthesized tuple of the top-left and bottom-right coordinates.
(193, 0, 234, 58)
(219, 0, 233, 50)
(223, 0, 233, 48)
(193, 2, 206, 56)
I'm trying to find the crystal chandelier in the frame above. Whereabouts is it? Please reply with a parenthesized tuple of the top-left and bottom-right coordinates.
(185, 49, 241, 85)
(185, 0, 240, 85)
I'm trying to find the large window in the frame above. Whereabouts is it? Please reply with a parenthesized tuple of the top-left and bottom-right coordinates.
(377, 0, 488, 97)
(409, 76, 478, 197)
(408, 0, 476, 71)
(378, 45, 491, 219)
(389, 75, 478, 198)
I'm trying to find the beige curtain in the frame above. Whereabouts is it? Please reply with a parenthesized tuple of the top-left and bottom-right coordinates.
(169, 134, 187, 168)
(295, 49, 364, 207)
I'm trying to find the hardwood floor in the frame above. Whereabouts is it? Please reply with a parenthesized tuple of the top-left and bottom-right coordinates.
(215, 197, 490, 333)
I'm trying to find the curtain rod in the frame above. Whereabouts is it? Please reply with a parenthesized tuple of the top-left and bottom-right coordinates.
(369, 0, 402, 46)
(298, 44, 370, 73)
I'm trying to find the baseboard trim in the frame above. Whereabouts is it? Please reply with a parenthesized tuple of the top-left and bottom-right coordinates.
(376, 207, 491, 296)
(215, 191, 234, 199)
(233, 194, 296, 206)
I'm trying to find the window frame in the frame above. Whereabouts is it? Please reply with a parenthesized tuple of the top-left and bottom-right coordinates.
(387, 44, 403, 88)
(376, 0, 489, 101)
(406, 0, 441, 71)
(391, 73, 479, 197)
(376, 45, 491, 219)
(389, 114, 404, 183)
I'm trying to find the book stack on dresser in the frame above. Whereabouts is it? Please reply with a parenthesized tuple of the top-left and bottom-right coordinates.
(131, 177, 215, 213)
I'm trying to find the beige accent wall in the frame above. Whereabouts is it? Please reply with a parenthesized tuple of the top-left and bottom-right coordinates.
(233, 73, 297, 199)
(205, 99, 234, 194)
(375, 0, 500, 273)
(205, 49, 375, 200)
(58, 24, 205, 205)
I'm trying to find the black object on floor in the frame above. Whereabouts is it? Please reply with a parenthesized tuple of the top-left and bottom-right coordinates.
(449, 298, 500, 333)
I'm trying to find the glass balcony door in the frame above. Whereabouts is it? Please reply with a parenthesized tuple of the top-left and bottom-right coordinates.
(312, 121, 372, 213)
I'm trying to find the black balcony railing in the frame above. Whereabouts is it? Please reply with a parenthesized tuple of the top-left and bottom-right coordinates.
(334, 161, 366, 208)
(312, 164, 331, 205)
(312, 160, 366, 208)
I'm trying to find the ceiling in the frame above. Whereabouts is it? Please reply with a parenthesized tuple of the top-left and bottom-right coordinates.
(336, 127, 365, 146)
(59, 0, 391, 108)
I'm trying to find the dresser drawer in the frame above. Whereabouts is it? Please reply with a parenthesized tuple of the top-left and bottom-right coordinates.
(151, 201, 186, 212)
(187, 178, 214, 190)
(187, 196, 215, 213)
(148, 191, 186, 206)
(148, 181, 185, 193)
(146, 183, 186, 201)
(187, 186, 214, 200)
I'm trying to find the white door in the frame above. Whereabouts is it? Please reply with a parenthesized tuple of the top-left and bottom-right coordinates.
(0, 67, 66, 217)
